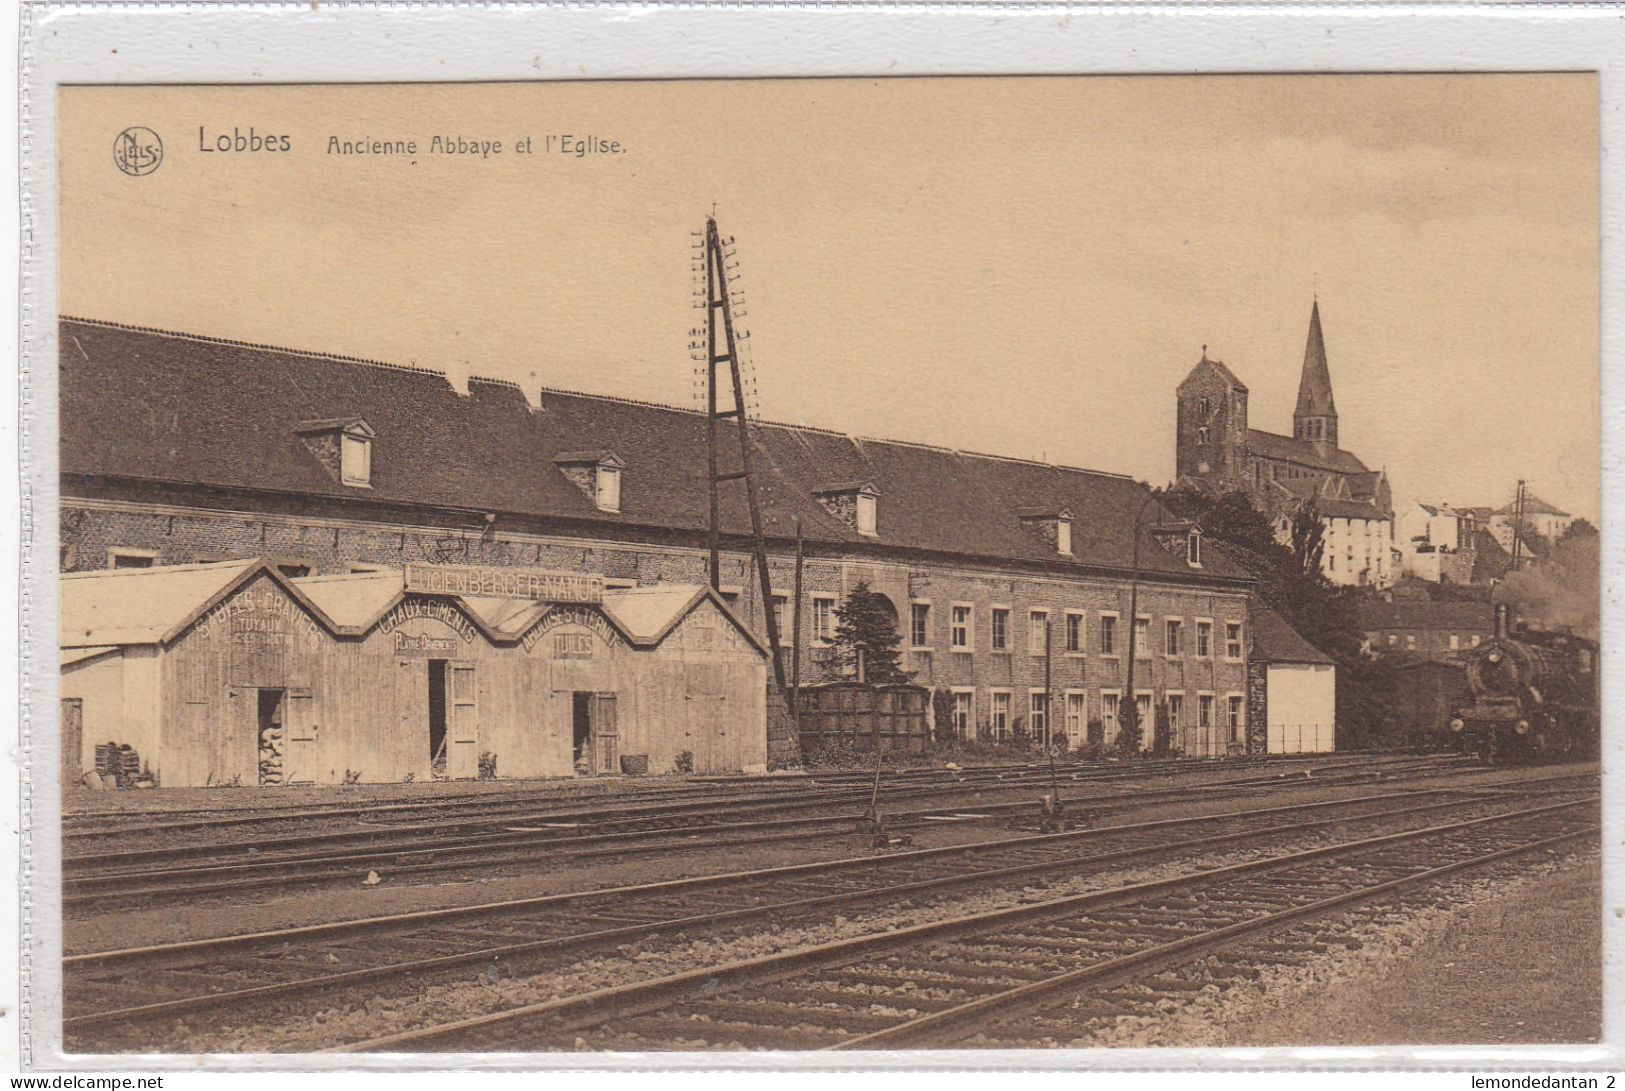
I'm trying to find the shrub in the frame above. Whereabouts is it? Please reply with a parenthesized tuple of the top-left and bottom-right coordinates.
(478, 751, 499, 780)
(930, 687, 957, 747)
(674, 749, 695, 774)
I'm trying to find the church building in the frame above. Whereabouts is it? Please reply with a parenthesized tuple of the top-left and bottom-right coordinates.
(1175, 301, 1395, 589)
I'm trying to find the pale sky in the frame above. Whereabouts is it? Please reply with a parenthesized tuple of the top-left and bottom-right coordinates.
(59, 75, 1599, 521)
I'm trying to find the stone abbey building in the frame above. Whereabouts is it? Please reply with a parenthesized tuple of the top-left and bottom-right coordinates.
(1175, 301, 1395, 588)
(59, 316, 1259, 758)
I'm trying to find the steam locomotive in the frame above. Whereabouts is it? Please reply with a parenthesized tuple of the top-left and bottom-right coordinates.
(1449, 605, 1599, 763)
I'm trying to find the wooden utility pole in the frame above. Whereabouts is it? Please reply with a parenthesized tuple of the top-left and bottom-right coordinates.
(1043, 616, 1054, 749)
(791, 516, 804, 731)
(1510, 479, 1527, 572)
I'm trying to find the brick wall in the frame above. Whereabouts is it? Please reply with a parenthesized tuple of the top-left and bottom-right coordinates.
(64, 493, 1253, 750)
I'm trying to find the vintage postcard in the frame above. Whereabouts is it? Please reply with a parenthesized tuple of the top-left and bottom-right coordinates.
(16, 2, 1620, 1077)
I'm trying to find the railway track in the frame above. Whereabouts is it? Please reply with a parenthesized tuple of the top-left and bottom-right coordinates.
(60, 751, 1447, 844)
(62, 771, 1594, 1051)
(62, 755, 1482, 909)
(325, 794, 1598, 1052)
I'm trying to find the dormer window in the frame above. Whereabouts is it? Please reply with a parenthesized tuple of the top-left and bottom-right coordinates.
(1188, 527, 1204, 568)
(554, 450, 626, 513)
(813, 481, 881, 537)
(597, 464, 621, 513)
(295, 417, 376, 488)
(856, 491, 877, 536)
(1017, 507, 1073, 556)
(340, 428, 372, 486)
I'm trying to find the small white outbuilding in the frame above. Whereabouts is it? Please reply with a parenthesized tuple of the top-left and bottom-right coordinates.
(1248, 605, 1337, 754)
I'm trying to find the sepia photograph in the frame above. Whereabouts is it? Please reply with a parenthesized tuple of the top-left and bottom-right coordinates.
(45, 70, 1600, 1059)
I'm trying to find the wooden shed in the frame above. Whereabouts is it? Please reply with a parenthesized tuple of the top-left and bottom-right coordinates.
(59, 561, 770, 787)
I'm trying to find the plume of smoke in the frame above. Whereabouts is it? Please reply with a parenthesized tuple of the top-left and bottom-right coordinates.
(1495, 532, 1599, 642)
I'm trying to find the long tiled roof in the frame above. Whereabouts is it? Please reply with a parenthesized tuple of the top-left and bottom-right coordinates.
(1244, 428, 1371, 476)
(59, 317, 1252, 584)
(1358, 600, 1495, 632)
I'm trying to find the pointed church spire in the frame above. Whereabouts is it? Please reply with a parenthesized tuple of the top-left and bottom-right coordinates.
(1293, 298, 1338, 447)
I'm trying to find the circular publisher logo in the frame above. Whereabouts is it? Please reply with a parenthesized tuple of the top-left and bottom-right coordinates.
(113, 127, 163, 176)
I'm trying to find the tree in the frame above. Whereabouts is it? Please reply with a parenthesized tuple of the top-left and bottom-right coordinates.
(829, 581, 912, 683)
(1558, 518, 1598, 547)
(1471, 527, 1512, 584)
(1115, 708, 1142, 755)
(1289, 499, 1327, 580)
(1153, 700, 1174, 755)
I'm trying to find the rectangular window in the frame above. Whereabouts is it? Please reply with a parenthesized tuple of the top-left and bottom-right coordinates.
(1136, 693, 1153, 743)
(340, 432, 371, 486)
(1030, 691, 1050, 742)
(1405, 634, 1417, 650)
(856, 492, 877, 536)
(1470, 634, 1482, 647)
(991, 691, 1011, 738)
(1102, 692, 1121, 740)
(951, 604, 972, 649)
(1065, 612, 1084, 654)
(1100, 614, 1118, 657)
(1134, 617, 1150, 657)
(1227, 695, 1245, 742)
(1167, 693, 1184, 731)
(991, 607, 1010, 651)
(107, 547, 158, 570)
(910, 602, 931, 648)
(772, 593, 788, 637)
(1449, 634, 1460, 651)
(1199, 694, 1215, 730)
(1165, 618, 1183, 657)
(1029, 610, 1049, 656)
(1196, 620, 1213, 658)
(1225, 622, 1243, 659)
(1066, 692, 1086, 743)
(951, 690, 973, 739)
(1056, 519, 1072, 556)
(813, 596, 836, 644)
(596, 466, 621, 512)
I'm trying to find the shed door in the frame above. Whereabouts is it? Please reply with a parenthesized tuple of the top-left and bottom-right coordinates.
(397, 658, 431, 778)
(61, 699, 83, 791)
(448, 662, 479, 780)
(592, 693, 619, 774)
(282, 687, 317, 784)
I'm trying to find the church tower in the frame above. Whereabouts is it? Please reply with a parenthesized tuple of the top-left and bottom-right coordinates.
(1176, 347, 1248, 491)
(1292, 299, 1338, 449)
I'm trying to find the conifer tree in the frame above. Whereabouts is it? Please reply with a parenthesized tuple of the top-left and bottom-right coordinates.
(830, 581, 912, 683)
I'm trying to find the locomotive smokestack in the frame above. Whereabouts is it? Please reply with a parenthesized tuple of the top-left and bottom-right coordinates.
(1494, 603, 1510, 640)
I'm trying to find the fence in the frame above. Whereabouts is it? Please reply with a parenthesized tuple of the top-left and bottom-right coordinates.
(1266, 722, 1336, 754)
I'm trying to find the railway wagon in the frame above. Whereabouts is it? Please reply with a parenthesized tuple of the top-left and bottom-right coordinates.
(60, 560, 772, 786)
(1450, 605, 1599, 763)
(796, 682, 931, 757)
